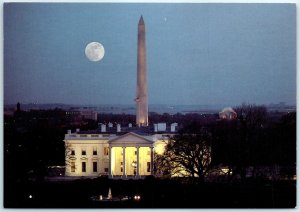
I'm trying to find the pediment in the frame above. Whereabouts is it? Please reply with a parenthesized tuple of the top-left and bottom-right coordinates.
(109, 132, 154, 145)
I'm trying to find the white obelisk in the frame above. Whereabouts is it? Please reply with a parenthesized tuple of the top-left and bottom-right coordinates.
(136, 16, 148, 127)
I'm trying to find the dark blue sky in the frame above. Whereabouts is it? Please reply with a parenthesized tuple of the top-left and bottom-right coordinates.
(4, 3, 296, 106)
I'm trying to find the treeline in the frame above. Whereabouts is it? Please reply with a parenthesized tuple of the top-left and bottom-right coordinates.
(4, 104, 296, 184)
(211, 105, 295, 180)
(155, 104, 296, 182)
(98, 112, 218, 127)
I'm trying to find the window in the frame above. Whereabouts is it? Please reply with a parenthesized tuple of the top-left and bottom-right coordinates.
(104, 147, 109, 156)
(147, 150, 150, 156)
(71, 162, 75, 172)
(93, 162, 97, 172)
(93, 147, 97, 155)
(104, 168, 109, 172)
(147, 162, 151, 172)
(71, 150, 75, 155)
(82, 150, 86, 155)
(134, 151, 137, 155)
(82, 162, 86, 172)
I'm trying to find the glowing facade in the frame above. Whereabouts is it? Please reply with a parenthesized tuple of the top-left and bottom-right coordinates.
(64, 130, 169, 178)
(136, 16, 148, 127)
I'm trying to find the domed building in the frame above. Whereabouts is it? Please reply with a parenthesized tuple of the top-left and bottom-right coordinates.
(219, 107, 237, 120)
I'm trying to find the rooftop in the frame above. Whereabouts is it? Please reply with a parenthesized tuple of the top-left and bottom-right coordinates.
(68, 122, 178, 137)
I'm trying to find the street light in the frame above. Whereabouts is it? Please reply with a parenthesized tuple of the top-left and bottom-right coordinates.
(134, 195, 141, 200)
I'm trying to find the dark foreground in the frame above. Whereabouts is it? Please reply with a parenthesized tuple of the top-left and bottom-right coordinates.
(4, 177, 296, 208)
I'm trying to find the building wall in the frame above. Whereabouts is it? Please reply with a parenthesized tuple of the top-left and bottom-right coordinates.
(111, 147, 123, 176)
(80, 110, 98, 121)
(64, 139, 109, 176)
(124, 147, 137, 175)
(64, 133, 173, 177)
(138, 147, 151, 175)
(110, 146, 149, 176)
(154, 140, 167, 155)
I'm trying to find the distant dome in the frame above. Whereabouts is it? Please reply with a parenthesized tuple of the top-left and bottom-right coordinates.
(219, 107, 237, 120)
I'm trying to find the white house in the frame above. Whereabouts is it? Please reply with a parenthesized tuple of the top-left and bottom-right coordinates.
(64, 124, 175, 179)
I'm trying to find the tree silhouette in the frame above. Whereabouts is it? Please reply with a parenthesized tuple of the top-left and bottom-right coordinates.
(155, 123, 212, 182)
(212, 104, 269, 180)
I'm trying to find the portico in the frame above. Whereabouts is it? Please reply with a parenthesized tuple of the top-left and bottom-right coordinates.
(108, 132, 154, 178)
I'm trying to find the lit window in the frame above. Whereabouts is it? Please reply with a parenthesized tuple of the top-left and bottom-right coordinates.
(71, 162, 75, 172)
(82, 162, 86, 172)
(93, 147, 97, 155)
(120, 162, 124, 172)
(147, 162, 151, 172)
(93, 162, 97, 172)
(104, 147, 109, 156)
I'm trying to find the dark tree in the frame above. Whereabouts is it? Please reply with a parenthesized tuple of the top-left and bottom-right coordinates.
(269, 112, 296, 179)
(155, 122, 212, 182)
(212, 104, 269, 180)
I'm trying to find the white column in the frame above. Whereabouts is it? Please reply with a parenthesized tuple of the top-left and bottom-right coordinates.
(122, 147, 126, 178)
(109, 146, 112, 177)
(150, 146, 154, 175)
(136, 146, 140, 177)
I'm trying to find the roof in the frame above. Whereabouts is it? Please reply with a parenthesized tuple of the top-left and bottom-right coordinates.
(77, 125, 177, 135)
(109, 132, 154, 144)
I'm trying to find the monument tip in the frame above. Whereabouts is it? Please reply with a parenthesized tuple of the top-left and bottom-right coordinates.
(139, 15, 144, 25)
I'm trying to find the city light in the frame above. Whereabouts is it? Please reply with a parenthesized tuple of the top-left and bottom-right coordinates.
(134, 195, 141, 200)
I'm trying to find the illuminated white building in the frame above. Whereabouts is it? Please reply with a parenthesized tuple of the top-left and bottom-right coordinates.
(64, 125, 174, 178)
(219, 107, 237, 120)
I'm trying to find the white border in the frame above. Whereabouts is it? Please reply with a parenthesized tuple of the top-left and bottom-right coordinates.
(0, 1, 298, 212)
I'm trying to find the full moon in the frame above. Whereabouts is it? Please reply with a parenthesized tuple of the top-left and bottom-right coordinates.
(85, 42, 105, 62)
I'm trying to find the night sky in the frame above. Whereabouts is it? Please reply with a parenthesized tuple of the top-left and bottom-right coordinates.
(4, 3, 296, 106)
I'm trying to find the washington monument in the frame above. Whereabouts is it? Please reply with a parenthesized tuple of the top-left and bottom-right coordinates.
(136, 16, 148, 127)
